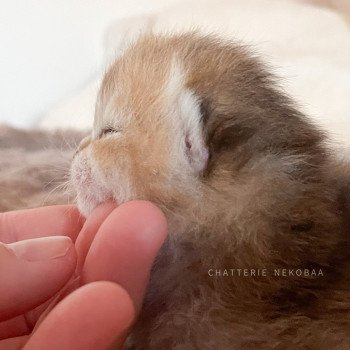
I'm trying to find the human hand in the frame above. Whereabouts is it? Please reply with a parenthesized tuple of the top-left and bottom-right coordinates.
(0, 201, 167, 349)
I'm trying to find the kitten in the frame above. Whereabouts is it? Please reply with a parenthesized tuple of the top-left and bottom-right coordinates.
(71, 33, 350, 349)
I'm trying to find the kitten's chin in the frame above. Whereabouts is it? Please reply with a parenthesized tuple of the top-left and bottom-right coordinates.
(76, 190, 114, 217)
(76, 196, 99, 217)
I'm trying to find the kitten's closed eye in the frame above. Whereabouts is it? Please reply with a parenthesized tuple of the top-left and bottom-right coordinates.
(100, 127, 121, 138)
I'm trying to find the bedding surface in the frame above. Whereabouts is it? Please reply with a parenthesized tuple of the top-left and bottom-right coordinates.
(0, 125, 85, 212)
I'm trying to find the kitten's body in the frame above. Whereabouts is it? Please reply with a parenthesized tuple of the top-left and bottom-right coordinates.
(71, 33, 350, 349)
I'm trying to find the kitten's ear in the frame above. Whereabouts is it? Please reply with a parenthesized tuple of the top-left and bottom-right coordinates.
(166, 62, 209, 174)
(179, 90, 209, 174)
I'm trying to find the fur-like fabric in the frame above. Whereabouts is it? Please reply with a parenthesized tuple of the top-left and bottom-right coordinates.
(0, 125, 85, 212)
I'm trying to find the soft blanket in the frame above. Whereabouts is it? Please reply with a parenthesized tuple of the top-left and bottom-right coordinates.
(0, 125, 85, 212)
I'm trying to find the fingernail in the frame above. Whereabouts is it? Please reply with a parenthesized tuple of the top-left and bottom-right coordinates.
(7, 236, 72, 261)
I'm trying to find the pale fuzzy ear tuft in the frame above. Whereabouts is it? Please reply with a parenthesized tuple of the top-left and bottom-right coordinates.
(178, 89, 209, 174)
(165, 60, 209, 174)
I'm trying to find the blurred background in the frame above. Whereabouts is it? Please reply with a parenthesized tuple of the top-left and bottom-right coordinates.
(0, 0, 349, 145)
(0, 0, 178, 127)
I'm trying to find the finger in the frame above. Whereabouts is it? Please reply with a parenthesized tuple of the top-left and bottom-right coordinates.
(0, 314, 29, 340)
(24, 282, 134, 350)
(75, 201, 117, 273)
(82, 200, 167, 312)
(0, 335, 28, 350)
(0, 202, 117, 336)
(0, 236, 76, 324)
(0, 205, 85, 244)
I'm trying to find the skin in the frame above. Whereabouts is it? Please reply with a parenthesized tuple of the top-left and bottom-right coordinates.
(0, 201, 167, 350)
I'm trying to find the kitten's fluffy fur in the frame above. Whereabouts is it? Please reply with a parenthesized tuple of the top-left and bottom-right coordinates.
(71, 33, 350, 349)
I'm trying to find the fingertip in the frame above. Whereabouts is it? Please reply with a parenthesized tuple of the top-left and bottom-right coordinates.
(82, 200, 168, 312)
(58, 205, 86, 241)
(0, 205, 86, 244)
(75, 201, 117, 271)
(125, 200, 167, 226)
(91, 201, 118, 216)
(112, 200, 168, 245)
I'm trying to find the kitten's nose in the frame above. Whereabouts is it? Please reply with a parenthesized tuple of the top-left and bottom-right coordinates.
(74, 136, 91, 157)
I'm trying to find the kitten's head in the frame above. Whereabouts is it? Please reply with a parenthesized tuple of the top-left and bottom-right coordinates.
(71, 34, 211, 217)
(71, 33, 325, 229)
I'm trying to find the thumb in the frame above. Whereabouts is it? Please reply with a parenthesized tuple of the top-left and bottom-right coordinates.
(0, 236, 76, 322)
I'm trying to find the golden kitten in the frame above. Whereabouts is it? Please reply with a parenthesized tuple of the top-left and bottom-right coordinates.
(71, 33, 350, 349)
